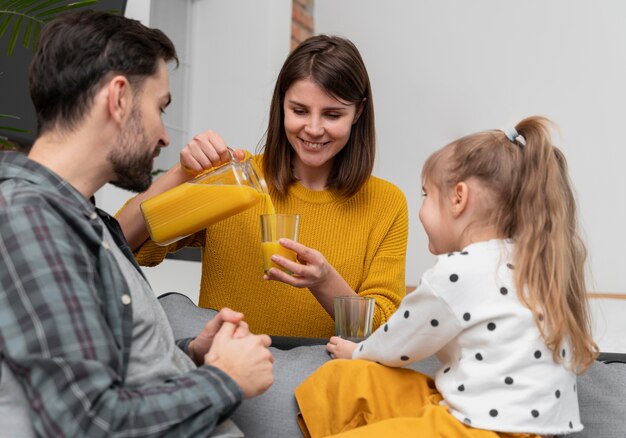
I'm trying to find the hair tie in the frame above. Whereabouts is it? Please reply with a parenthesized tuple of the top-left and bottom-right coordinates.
(502, 128, 526, 147)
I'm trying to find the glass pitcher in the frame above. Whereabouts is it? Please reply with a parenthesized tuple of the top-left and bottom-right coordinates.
(140, 151, 270, 245)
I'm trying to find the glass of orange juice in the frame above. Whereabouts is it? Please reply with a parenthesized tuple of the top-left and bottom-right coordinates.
(260, 214, 299, 274)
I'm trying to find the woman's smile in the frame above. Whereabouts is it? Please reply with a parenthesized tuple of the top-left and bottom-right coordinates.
(284, 78, 358, 184)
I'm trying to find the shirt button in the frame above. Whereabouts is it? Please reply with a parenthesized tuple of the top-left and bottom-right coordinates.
(121, 294, 131, 305)
(102, 241, 110, 250)
(90, 212, 98, 220)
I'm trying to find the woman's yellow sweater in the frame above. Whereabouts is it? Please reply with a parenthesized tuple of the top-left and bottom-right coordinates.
(135, 167, 408, 337)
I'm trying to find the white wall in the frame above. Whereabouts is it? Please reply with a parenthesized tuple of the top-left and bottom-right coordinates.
(316, 0, 626, 293)
(187, 0, 291, 150)
(123, 0, 151, 24)
(105, 0, 625, 296)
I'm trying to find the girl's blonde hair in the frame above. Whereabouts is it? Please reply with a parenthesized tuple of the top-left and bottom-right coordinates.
(422, 116, 598, 373)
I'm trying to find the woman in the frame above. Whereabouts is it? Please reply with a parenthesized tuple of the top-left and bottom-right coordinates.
(117, 35, 408, 337)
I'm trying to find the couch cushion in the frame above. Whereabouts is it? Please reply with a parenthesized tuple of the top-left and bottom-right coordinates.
(231, 344, 443, 437)
(158, 293, 626, 438)
(565, 360, 626, 438)
(158, 292, 218, 339)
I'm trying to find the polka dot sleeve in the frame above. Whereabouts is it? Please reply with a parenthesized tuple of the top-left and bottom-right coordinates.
(353, 279, 462, 367)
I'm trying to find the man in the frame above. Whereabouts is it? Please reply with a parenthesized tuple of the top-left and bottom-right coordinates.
(0, 10, 273, 436)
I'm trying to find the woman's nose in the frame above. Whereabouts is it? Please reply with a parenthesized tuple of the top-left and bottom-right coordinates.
(304, 117, 324, 137)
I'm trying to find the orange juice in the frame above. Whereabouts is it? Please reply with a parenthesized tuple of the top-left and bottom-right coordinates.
(141, 183, 262, 244)
(259, 213, 299, 274)
(259, 196, 299, 274)
(262, 241, 297, 274)
(262, 192, 276, 215)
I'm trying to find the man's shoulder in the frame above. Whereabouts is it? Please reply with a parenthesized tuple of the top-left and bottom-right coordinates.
(1, 152, 87, 213)
(0, 176, 66, 212)
(0, 176, 96, 248)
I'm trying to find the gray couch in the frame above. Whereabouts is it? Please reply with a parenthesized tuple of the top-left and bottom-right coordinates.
(159, 292, 626, 438)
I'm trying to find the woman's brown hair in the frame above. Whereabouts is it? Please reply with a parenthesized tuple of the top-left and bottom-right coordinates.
(422, 116, 598, 373)
(260, 35, 375, 197)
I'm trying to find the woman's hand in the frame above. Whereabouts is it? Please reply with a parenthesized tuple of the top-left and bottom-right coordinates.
(264, 239, 356, 315)
(326, 336, 357, 359)
(179, 129, 245, 175)
(263, 239, 332, 289)
(117, 129, 245, 251)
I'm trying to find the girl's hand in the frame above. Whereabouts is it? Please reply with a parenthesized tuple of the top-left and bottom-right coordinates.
(179, 130, 245, 175)
(263, 239, 332, 289)
(326, 336, 357, 359)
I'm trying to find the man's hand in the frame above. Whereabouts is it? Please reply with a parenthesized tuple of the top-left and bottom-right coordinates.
(205, 322, 274, 398)
(188, 308, 244, 365)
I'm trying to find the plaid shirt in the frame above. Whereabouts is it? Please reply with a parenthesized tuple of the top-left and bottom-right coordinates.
(0, 152, 242, 437)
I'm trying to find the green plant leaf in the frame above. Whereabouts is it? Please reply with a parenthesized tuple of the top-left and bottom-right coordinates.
(0, 0, 20, 9)
(31, 19, 39, 51)
(0, 114, 29, 133)
(1, 0, 101, 56)
(9, 0, 36, 12)
(37, 1, 99, 18)
(7, 14, 22, 55)
(24, 0, 64, 16)
(0, 14, 14, 41)
(0, 138, 17, 149)
(0, 114, 30, 150)
(22, 13, 31, 48)
(0, 125, 29, 132)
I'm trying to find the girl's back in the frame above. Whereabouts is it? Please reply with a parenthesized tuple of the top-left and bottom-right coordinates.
(420, 239, 579, 433)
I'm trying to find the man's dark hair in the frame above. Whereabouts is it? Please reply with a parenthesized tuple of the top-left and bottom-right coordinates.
(29, 9, 178, 135)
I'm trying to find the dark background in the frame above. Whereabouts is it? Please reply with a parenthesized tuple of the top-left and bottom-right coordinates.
(0, 0, 128, 147)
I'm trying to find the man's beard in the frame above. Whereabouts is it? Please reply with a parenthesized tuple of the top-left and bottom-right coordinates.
(109, 105, 156, 193)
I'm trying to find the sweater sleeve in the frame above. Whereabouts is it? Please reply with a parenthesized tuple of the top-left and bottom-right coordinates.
(357, 183, 409, 329)
(133, 231, 206, 267)
(354, 276, 462, 367)
(119, 151, 258, 268)
(114, 197, 207, 267)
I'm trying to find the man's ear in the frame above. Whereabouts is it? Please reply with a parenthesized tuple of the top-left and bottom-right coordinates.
(107, 75, 132, 125)
(451, 182, 469, 217)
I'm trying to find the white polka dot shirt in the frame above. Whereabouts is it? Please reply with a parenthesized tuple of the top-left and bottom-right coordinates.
(353, 239, 582, 435)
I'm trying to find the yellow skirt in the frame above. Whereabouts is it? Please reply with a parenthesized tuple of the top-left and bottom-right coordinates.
(295, 360, 541, 438)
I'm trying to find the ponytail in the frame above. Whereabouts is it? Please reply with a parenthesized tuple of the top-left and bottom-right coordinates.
(512, 116, 598, 373)
(422, 116, 598, 373)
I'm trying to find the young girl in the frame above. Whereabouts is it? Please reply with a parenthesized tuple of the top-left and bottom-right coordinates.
(295, 116, 599, 437)
(116, 35, 408, 337)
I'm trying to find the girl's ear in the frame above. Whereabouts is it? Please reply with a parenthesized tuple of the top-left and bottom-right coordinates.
(451, 182, 469, 217)
(107, 75, 132, 125)
(352, 98, 366, 124)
